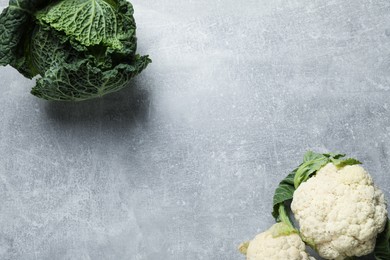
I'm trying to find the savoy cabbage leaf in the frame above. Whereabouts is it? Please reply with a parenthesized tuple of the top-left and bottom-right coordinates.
(32, 54, 150, 101)
(35, 0, 136, 54)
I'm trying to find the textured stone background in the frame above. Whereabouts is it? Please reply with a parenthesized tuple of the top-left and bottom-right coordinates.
(1, 0, 390, 259)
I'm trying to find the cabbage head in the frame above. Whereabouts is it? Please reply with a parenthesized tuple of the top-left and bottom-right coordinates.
(0, 0, 151, 101)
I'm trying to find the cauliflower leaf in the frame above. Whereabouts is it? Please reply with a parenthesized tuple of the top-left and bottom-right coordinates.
(375, 218, 390, 260)
(294, 152, 361, 188)
(272, 171, 295, 220)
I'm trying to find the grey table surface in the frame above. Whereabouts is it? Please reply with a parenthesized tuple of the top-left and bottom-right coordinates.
(1, 0, 390, 259)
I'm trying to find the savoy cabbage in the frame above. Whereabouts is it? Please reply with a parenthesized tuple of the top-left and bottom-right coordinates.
(0, 0, 151, 101)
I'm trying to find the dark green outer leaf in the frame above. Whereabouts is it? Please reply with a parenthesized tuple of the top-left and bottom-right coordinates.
(31, 54, 151, 101)
(29, 24, 73, 75)
(8, 0, 53, 10)
(375, 218, 390, 260)
(0, 4, 32, 76)
(0, 0, 54, 78)
(272, 171, 295, 220)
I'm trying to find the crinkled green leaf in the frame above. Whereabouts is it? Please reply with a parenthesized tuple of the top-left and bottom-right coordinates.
(375, 218, 390, 260)
(31, 54, 150, 101)
(8, 0, 52, 10)
(29, 25, 73, 75)
(36, 0, 136, 54)
(0, 3, 33, 77)
(0, 0, 53, 78)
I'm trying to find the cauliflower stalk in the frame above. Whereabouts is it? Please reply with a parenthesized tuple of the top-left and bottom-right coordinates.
(271, 151, 389, 260)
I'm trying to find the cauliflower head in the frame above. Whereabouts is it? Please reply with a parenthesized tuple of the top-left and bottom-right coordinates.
(291, 163, 388, 260)
(244, 223, 314, 260)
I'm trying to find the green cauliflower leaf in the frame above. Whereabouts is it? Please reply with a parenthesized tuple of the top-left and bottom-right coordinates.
(375, 218, 390, 260)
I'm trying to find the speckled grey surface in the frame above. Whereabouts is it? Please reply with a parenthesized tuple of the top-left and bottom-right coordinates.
(0, 0, 390, 259)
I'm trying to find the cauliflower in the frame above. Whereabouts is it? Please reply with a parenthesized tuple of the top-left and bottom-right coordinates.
(240, 223, 314, 260)
(291, 163, 388, 260)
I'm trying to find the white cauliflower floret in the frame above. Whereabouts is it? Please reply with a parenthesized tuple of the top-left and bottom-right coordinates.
(291, 163, 387, 260)
(244, 223, 314, 260)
